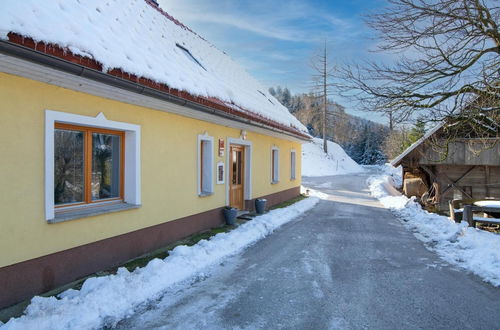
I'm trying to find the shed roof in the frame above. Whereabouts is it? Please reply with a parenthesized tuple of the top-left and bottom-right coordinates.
(390, 123, 444, 167)
(391, 108, 499, 167)
(0, 0, 309, 138)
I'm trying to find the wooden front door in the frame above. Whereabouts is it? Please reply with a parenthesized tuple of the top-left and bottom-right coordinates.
(230, 145, 245, 210)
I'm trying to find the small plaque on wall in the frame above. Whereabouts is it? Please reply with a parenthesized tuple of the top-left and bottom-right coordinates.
(218, 138, 225, 157)
(216, 162, 225, 184)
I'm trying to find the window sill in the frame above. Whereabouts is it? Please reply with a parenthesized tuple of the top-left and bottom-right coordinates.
(198, 192, 214, 197)
(49, 203, 141, 224)
(271, 181, 279, 185)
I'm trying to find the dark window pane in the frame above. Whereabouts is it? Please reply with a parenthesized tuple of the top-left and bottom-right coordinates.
(232, 150, 237, 184)
(92, 133, 121, 200)
(272, 150, 279, 182)
(54, 129, 85, 205)
(201, 141, 211, 193)
(218, 164, 224, 182)
(236, 151, 242, 184)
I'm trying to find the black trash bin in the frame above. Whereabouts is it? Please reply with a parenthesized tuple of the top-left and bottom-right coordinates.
(255, 199, 267, 214)
(222, 207, 237, 225)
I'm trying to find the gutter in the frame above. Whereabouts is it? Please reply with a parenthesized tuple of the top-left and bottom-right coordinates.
(0, 40, 310, 141)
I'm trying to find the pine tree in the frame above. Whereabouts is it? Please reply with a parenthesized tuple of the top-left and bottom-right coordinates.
(282, 88, 291, 108)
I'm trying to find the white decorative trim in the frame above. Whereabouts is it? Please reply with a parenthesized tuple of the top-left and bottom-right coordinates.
(197, 134, 214, 195)
(95, 112, 107, 120)
(226, 138, 252, 206)
(216, 162, 225, 185)
(45, 110, 141, 221)
(271, 146, 280, 183)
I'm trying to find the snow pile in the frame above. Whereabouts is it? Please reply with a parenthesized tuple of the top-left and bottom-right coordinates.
(368, 166, 500, 286)
(2, 196, 319, 330)
(302, 138, 364, 176)
(0, 0, 306, 132)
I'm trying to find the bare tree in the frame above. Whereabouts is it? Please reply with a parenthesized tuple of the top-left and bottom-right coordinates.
(311, 42, 336, 153)
(341, 0, 499, 132)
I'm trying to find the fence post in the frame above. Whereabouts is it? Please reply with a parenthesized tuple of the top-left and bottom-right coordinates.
(463, 205, 474, 227)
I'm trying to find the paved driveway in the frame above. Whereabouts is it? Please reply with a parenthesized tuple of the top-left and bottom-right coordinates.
(116, 172, 500, 329)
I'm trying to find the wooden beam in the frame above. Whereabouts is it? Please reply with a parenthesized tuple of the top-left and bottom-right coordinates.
(463, 205, 475, 227)
(420, 165, 437, 180)
(441, 176, 473, 199)
(440, 166, 476, 198)
(485, 165, 491, 197)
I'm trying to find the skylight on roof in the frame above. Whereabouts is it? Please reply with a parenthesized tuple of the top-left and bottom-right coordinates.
(176, 43, 206, 71)
(258, 90, 274, 105)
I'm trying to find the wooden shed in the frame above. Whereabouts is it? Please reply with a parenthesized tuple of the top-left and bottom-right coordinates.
(391, 116, 500, 212)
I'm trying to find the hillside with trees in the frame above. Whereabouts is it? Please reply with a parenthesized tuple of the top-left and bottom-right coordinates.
(270, 86, 389, 165)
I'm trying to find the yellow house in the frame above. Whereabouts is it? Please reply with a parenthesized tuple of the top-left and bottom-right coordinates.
(0, 0, 310, 309)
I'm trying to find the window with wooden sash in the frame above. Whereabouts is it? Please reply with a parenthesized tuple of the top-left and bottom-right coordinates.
(198, 134, 214, 195)
(54, 123, 124, 208)
(271, 147, 279, 183)
(290, 150, 296, 180)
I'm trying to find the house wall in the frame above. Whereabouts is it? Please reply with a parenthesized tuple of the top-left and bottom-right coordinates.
(0, 72, 303, 306)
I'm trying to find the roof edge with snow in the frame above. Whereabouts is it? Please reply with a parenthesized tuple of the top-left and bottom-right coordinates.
(0, 0, 311, 141)
(1, 34, 310, 141)
(390, 123, 444, 167)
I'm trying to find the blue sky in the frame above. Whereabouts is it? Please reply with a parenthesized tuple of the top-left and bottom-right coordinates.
(158, 0, 389, 124)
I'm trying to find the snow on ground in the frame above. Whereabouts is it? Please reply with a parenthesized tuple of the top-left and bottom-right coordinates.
(302, 138, 364, 176)
(0, 0, 305, 132)
(368, 165, 500, 286)
(1, 195, 320, 330)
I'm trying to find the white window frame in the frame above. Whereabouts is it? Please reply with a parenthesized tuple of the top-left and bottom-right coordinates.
(45, 110, 141, 221)
(271, 146, 280, 184)
(290, 149, 296, 180)
(197, 134, 214, 196)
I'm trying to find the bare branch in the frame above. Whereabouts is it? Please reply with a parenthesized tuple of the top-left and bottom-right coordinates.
(340, 0, 499, 137)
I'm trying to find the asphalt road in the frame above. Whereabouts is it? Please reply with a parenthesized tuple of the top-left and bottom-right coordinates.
(116, 172, 500, 329)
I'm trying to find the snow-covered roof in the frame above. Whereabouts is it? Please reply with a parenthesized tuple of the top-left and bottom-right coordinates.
(390, 123, 444, 167)
(0, 0, 308, 136)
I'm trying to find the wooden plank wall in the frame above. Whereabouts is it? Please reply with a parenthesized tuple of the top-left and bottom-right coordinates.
(419, 140, 499, 166)
(434, 165, 500, 211)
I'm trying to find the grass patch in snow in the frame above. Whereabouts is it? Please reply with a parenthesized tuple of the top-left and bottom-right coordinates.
(0, 195, 309, 324)
(2, 194, 319, 329)
(122, 226, 234, 272)
(271, 194, 308, 210)
(0, 225, 237, 322)
(122, 194, 308, 273)
(123, 195, 308, 272)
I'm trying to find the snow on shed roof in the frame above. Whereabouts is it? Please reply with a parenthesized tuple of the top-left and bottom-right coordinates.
(0, 0, 307, 135)
(390, 123, 444, 167)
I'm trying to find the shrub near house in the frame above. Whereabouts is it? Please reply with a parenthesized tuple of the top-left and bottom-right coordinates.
(0, 0, 310, 309)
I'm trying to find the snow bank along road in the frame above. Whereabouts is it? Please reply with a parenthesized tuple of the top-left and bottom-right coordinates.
(116, 171, 500, 329)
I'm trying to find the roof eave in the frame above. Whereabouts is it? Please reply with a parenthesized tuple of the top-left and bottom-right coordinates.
(0, 37, 311, 141)
(390, 123, 445, 167)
